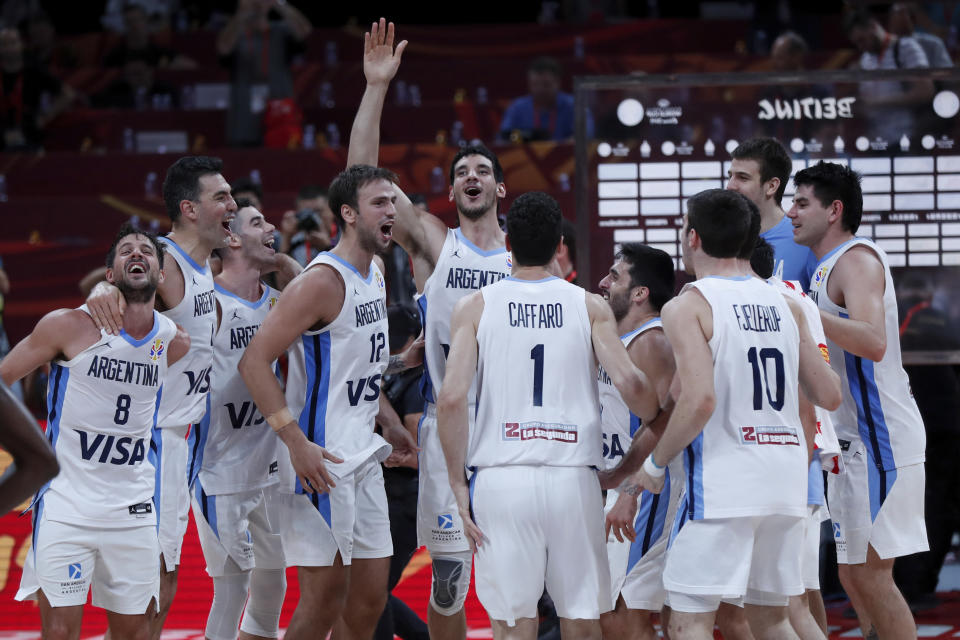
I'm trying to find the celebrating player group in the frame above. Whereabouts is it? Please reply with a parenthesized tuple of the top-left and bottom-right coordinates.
(2, 18, 928, 640)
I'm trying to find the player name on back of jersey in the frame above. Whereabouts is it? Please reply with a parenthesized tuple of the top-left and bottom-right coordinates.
(732, 303, 782, 333)
(86, 355, 160, 387)
(445, 267, 508, 290)
(194, 290, 216, 316)
(355, 298, 387, 328)
(508, 301, 563, 329)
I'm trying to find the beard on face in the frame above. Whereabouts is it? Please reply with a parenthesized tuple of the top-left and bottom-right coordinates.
(456, 191, 496, 221)
(607, 290, 631, 323)
(117, 274, 159, 304)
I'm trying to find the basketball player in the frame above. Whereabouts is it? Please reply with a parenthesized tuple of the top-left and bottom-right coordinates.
(438, 191, 661, 640)
(238, 164, 418, 640)
(750, 237, 837, 639)
(789, 161, 928, 639)
(0, 379, 58, 516)
(347, 19, 511, 640)
(2, 224, 189, 638)
(727, 138, 816, 288)
(85, 156, 238, 639)
(628, 189, 841, 640)
(188, 199, 297, 640)
(594, 244, 679, 640)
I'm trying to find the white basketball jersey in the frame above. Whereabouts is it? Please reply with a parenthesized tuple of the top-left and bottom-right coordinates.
(188, 283, 281, 495)
(685, 277, 807, 519)
(597, 318, 662, 471)
(418, 228, 511, 405)
(157, 237, 216, 427)
(39, 308, 177, 527)
(469, 277, 601, 468)
(279, 252, 392, 493)
(808, 237, 925, 470)
(769, 278, 842, 467)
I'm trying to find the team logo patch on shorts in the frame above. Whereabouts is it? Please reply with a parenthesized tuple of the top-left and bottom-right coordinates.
(68, 563, 82, 579)
(438, 514, 454, 530)
(740, 425, 800, 446)
(502, 421, 578, 443)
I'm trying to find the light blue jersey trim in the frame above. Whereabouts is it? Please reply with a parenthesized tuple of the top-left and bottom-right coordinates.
(160, 236, 211, 274)
(214, 282, 271, 309)
(455, 228, 508, 257)
(118, 311, 161, 347)
(627, 468, 671, 572)
(322, 251, 374, 284)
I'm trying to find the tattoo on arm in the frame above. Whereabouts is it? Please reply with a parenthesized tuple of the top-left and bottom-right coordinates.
(384, 354, 407, 375)
(620, 483, 641, 497)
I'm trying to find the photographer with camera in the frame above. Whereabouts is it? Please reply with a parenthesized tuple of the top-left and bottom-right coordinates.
(279, 184, 338, 265)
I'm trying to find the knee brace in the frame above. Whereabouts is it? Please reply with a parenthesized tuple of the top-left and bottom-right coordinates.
(206, 572, 252, 640)
(239, 568, 287, 638)
(429, 551, 472, 616)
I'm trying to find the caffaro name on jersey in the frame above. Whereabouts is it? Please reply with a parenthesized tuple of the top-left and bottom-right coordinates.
(194, 290, 216, 316)
(86, 356, 159, 387)
(355, 298, 387, 327)
(508, 301, 564, 329)
(445, 267, 508, 291)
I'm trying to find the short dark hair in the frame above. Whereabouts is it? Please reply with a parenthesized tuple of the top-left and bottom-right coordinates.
(528, 56, 562, 78)
(731, 137, 792, 205)
(686, 189, 753, 259)
(793, 161, 863, 233)
(775, 30, 808, 55)
(737, 197, 762, 260)
(327, 164, 398, 227)
(448, 144, 504, 184)
(105, 222, 165, 269)
(162, 156, 224, 223)
(749, 236, 775, 279)
(506, 192, 562, 267)
(844, 8, 878, 34)
(617, 243, 676, 311)
(561, 219, 576, 266)
(231, 176, 263, 203)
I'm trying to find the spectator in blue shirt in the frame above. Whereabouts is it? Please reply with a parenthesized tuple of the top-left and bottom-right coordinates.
(498, 56, 591, 142)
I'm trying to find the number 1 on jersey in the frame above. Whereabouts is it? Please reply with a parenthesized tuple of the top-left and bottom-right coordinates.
(530, 344, 544, 406)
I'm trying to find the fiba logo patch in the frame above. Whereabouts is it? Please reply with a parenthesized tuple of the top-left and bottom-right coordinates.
(149, 338, 165, 362)
(437, 514, 454, 530)
(68, 563, 82, 579)
(375, 271, 385, 290)
(268, 296, 278, 309)
(505, 254, 513, 270)
(813, 265, 828, 287)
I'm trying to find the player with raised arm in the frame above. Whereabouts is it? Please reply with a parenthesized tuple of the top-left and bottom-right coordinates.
(789, 161, 928, 640)
(188, 199, 299, 640)
(2, 224, 189, 640)
(238, 164, 417, 640)
(438, 192, 661, 640)
(85, 156, 237, 639)
(629, 189, 841, 640)
(347, 19, 512, 640)
(593, 244, 679, 640)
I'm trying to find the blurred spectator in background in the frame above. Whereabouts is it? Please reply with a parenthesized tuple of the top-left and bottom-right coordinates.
(103, 3, 195, 69)
(216, 0, 311, 147)
(0, 26, 74, 150)
(0, 257, 11, 365)
(889, 2, 954, 68)
(101, 0, 173, 33)
(23, 12, 77, 75)
(770, 29, 808, 72)
(92, 54, 179, 109)
(845, 8, 933, 140)
(499, 56, 591, 142)
(279, 184, 335, 265)
(230, 175, 264, 211)
(0, 0, 42, 31)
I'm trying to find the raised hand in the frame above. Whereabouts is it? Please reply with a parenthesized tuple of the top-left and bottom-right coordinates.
(363, 17, 408, 86)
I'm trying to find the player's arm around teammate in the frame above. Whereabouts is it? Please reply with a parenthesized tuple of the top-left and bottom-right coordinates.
(0, 378, 58, 515)
(437, 292, 485, 550)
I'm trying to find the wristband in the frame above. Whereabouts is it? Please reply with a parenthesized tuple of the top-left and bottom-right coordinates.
(266, 407, 294, 432)
(642, 453, 666, 478)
